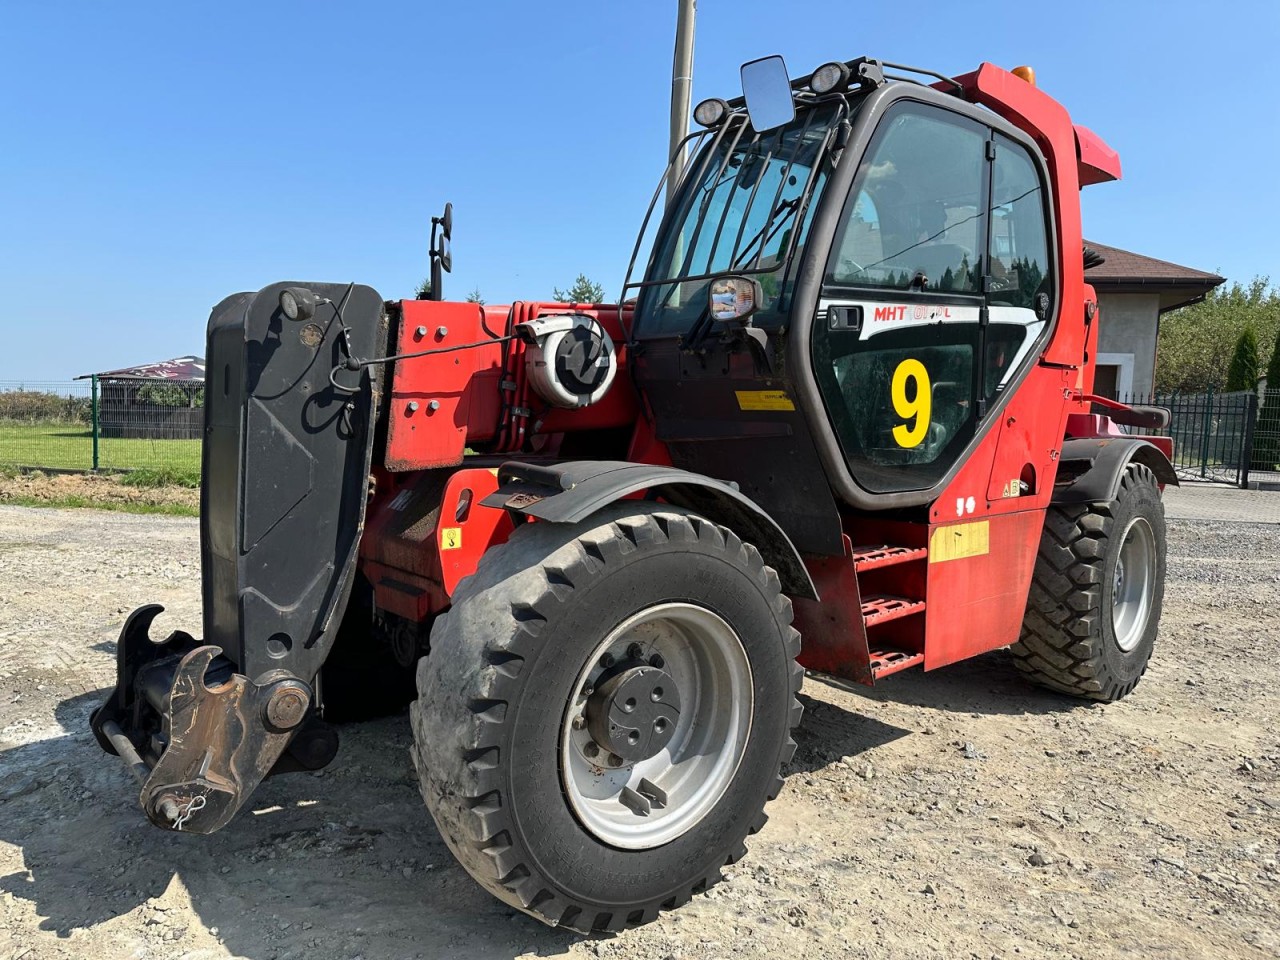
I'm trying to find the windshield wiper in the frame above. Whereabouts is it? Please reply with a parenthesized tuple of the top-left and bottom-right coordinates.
(731, 194, 802, 271)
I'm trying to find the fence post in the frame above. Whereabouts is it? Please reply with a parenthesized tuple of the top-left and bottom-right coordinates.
(1240, 390, 1258, 489)
(1198, 385, 1212, 479)
(90, 374, 100, 472)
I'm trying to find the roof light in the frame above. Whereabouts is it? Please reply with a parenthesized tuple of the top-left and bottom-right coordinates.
(693, 98, 729, 127)
(810, 61, 850, 95)
(1011, 65, 1036, 86)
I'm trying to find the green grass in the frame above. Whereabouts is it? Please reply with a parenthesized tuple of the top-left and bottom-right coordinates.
(1, 494, 198, 517)
(0, 421, 201, 473)
(118, 466, 201, 488)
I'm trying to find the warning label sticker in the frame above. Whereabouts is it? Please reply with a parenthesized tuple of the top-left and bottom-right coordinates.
(440, 527, 463, 551)
(929, 520, 990, 564)
(735, 390, 796, 412)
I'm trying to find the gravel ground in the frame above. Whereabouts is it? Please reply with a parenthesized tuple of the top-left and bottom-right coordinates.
(0, 484, 1277, 960)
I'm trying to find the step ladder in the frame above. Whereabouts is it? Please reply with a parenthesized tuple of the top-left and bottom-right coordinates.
(849, 544, 927, 679)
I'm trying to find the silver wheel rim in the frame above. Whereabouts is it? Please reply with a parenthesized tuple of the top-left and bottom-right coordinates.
(1112, 516, 1156, 652)
(560, 602, 753, 850)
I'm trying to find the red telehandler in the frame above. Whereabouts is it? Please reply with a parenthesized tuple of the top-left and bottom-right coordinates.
(91, 54, 1175, 932)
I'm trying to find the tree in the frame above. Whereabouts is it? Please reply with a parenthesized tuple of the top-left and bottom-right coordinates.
(465, 287, 486, 305)
(553, 274, 606, 304)
(1267, 324, 1280, 389)
(1155, 277, 1280, 392)
(414, 278, 432, 300)
(1225, 326, 1259, 392)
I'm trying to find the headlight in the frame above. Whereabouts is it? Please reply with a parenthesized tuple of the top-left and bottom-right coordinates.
(279, 286, 318, 322)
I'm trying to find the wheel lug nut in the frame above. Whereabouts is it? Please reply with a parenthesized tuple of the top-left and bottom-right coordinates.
(584, 742, 599, 758)
(627, 643, 644, 661)
(599, 653, 615, 668)
(581, 683, 594, 698)
(607, 754, 624, 768)
(649, 654, 664, 669)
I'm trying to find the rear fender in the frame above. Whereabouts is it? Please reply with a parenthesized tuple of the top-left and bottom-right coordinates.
(479, 460, 818, 600)
(1053, 437, 1178, 505)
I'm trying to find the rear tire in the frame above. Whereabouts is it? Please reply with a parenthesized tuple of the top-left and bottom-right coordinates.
(1012, 462, 1166, 702)
(410, 503, 802, 932)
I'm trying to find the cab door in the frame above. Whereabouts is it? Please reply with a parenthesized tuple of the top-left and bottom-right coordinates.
(810, 101, 1059, 506)
(810, 101, 992, 496)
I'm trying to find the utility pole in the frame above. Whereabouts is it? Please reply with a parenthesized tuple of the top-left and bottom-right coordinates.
(666, 0, 696, 204)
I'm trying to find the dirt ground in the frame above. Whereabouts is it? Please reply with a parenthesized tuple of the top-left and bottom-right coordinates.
(0, 472, 199, 512)
(0, 485, 1277, 960)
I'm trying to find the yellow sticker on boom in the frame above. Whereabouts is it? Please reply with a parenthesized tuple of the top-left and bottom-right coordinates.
(441, 527, 463, 551)
(891, 358, 931, 448)
(929, 520, 989, 564)
(735, 390, 796, 412)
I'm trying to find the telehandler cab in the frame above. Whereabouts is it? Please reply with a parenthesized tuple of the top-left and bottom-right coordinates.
(92, 54, 1175, 932)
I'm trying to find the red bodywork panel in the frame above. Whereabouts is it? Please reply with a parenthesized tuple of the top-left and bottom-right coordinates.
(922, 510, 1043, 669)
(1075, 124, 1123, 186)
(360, 466, 517, 621)
(385, 300, 638, 471)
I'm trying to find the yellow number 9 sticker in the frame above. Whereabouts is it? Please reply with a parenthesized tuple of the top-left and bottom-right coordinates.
(891, 358, 931, 448)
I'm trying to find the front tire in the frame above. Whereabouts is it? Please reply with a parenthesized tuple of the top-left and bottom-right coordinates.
(1013, 462, 1167, 701)
(410, 504, 802, 932)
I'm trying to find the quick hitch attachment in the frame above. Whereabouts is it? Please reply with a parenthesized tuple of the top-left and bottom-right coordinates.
(90, 604, 331, 834)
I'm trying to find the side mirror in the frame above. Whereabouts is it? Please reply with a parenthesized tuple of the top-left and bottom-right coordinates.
(740, 55, 795, 132)
(440, 236, 453, 273)
(441, 201, 453, 242)
(708, 276, 762, 323)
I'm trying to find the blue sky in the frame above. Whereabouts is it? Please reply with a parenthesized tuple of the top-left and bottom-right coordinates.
(2, 0, 1276, 381)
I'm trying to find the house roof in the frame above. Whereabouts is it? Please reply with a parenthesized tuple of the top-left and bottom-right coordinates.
(77, 356, 205, 381)
(1083, 241, 1224, 312)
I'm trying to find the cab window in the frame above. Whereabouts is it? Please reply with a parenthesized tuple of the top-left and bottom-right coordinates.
(828, 104, 988, 293)
(985, 133, 1052, 401)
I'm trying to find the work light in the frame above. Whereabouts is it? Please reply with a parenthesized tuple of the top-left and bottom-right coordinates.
(810, 61, 850, 94)
(693, 98, 729, 127)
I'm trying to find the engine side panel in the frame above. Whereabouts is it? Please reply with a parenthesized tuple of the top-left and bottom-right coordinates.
(383, 300, 639, 471)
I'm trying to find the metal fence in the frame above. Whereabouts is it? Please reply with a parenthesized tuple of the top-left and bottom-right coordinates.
(1115, 389, 1278, 488)
(4, 379, 1278, 490)
(1252, 388, 1280, 486)
(0, 379, 203, 474)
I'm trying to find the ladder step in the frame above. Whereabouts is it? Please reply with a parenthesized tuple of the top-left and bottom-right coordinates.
(861, 594, 926, 627)
(851, 544, 928, 571)
(869, 648, 925, 678)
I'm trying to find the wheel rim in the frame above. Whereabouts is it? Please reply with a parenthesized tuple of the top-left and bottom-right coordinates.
(1112, 516, 1156, 653)
(560, 602, 753, 850)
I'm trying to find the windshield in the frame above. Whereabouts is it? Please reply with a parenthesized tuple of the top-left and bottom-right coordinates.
(633, 104, 840, 338)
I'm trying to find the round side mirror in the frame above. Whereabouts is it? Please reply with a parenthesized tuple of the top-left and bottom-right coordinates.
(441, 202, 453, 242)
